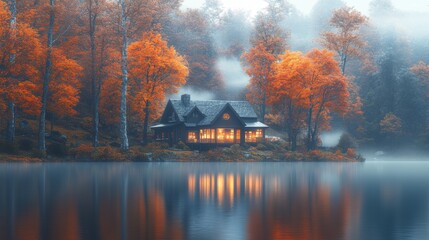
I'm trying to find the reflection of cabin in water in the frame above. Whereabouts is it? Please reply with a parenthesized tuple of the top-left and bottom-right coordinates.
(151, 94, 268, 147)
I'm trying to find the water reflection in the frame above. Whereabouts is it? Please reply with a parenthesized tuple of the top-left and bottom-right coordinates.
(0, 162, 428, 240)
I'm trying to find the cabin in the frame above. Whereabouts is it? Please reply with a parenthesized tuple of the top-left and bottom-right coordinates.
(151, 94, 268, 148)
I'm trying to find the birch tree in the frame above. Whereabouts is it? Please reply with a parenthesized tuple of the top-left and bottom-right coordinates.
(119, 0, 129, 150)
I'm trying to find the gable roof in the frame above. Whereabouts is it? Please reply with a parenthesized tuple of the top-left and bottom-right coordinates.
(169, 99, 258, 126)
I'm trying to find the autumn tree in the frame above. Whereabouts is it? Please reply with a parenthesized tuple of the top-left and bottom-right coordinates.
(77, 0, 123, 147)
(128, 32, 188, 143)
(321, 6, 368, 135)
(272, 49, 349, 150)
(46, 50, 82, 131)
(242, 44, 276, 124)
(321, 6, 368, 74)
(37, 0, 83, 152)
(0, 0, 43, 142)
(165, 9, 223, 92)
(304, 49, 349, 149)
(243, 7, 287, 123)
(411, 61, 429, 97)
(380, 113, 402, 144)
(270, 51, 310, 150)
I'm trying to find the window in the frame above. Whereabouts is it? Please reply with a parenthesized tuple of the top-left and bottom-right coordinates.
(256, 129, 263, 139)
(187, 131, 197, 143)
(223, 113, 230, 120)
(200, 129, 215, 143)
(217, 128, 234, 143)
(245, 131, 256, 143)
(245, 129, 263, 143)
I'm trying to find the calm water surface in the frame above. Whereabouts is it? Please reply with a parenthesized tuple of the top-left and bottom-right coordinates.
(0, 161, 428, 240)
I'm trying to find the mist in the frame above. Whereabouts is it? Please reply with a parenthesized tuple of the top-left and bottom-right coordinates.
(216, 57, 249, 90)
(170, 86, 215, 100)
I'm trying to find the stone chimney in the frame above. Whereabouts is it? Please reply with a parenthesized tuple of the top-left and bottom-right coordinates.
(181, 94, 191, 107)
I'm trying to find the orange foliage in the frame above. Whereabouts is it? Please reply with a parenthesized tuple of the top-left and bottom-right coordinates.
(242, 43, 276, 121)
(128, 32, 188, 123)
(98, 48, 122, 125)
(0, 1, 43, 115)
(411, 61, 429, 97)
(47, 49, 83, 118)
(321, 6, 368, 74)
(380, 113, 402, 135)
(346, 148, 357, 158)
(272, 49, 349, 149)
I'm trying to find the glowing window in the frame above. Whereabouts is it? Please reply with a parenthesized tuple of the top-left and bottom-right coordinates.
(245, 129, 263, 143)
(223, 113, 230, 120)
(217, 128, 234, 143)
(188, 131, 197, 143)
(200, 129, 215, 143)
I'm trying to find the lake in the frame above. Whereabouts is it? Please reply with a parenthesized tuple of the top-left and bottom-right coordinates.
(0, 161, 428, 240)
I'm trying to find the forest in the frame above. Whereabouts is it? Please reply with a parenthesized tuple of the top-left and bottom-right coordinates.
(0, 0, 428, 158)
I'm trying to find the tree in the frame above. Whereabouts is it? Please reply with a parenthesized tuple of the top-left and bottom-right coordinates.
(380, 113, 402, 137)
(321, 6, 368, 136)
(202, 0, 223, 28)
(411, 61, 429, 97)
(38, 0, 56, 152)
(46, 49, 82, 130)
(119, 0, 129, 150)
(250, 12, 287, 56)
(272, 49, 349, 150)
(270, 51, 310, 150)
(321, 6, 368, 74)
(305, 49, 349, 150)
(242, 43, 276, 123)
(88, 0, 101, 147)
(0, 0, 42, 142)
(37, 0, 83, 153)
(165, 9, 223, 92)
(128, 32, 188, 143)
(243, 9, 287, 123)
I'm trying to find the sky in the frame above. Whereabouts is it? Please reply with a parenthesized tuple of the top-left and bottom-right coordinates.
(182, 0, 429, 16)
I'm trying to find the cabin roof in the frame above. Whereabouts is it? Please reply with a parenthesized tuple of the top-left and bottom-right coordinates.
(170, 99, 258, 126)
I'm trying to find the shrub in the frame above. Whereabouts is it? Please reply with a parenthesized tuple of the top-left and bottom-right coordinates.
(337, 133, 356, 153)
(256, 143, 267, 151)
(71, 144, 93, 158)
(346, 148, 357, 158)
(128, 147, 149, 161)
(18, 139, 34, 151)
(176, 141, 190, 150)
(230, 144, 242, 155)
(206, 149, 225, 161)
(0, 140, 18, 154)
(93, 146, 125, 161)
(47, 143, 68, 157)
(144, 142, 169, 152)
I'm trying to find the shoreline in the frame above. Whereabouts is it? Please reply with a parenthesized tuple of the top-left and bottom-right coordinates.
(0, 148, 365, 163)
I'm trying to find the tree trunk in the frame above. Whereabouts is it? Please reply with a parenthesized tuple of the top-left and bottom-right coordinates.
(89, 0, 99, 147)
(38, 0, 55, 153)
(306, 107, 313, 150)
(142, 101, 150, 145)
(260, 94, 266, 123)
(6, 0, 17, 143)
(6, 102, 15, 143)
(119, 0, 129, 150)
(341, 53, 347, 75)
